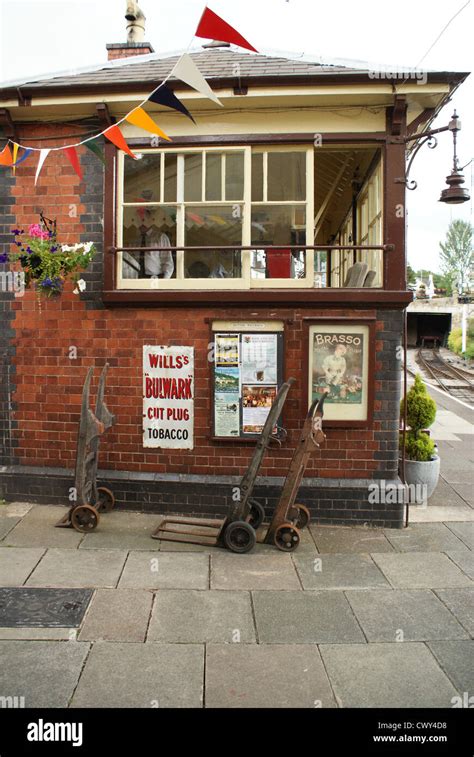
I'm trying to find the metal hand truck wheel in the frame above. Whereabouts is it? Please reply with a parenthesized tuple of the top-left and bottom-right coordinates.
(264, 392, 327, 552)
(55, 364, 116, 533)
(152, 378, 296, 553)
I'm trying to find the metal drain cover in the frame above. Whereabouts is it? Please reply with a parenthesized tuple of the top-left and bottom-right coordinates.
(0, 588, 93, 627)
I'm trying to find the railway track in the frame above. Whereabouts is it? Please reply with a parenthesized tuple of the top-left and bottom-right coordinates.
(415, 349, 474, 405)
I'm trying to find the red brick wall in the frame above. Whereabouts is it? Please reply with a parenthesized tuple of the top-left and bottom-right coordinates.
(6, 124, 399, 482)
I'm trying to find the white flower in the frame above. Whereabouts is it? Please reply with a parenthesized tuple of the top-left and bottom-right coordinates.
(73, 278, 87, 295)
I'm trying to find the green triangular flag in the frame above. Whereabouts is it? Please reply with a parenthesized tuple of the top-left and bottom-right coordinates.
(84, 140, 106, 165)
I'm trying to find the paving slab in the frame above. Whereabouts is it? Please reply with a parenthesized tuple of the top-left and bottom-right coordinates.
(206, 644, 337, 708)
(445, 522, 474, 549)
(428, 641, 474, 693)
(118, 552, 209, 590)
(0, 640, 90, 708)
(451, 484, 474, 507)
(346, 589, 469, 642)
(3, 505, 83, 548)
(384, 523, 467, 552)
(293, 552, 390, 590)
(0, 517, 20, 541)
(319, 642, 458, 708)
(211, 552, 300, 590)
(427, 477, 473, 508)
(0, 547, 45, 586)
(446, 550, 474, 580)
(440, 470, 474, 485)
(409, 505, 474, 522)
(1, 502, 34, 518)
(26, 548, 127, 589)
(310, 525, 394, 554)
(371, 552, 472, 589)
(78, 589, 153, 642)
(434, 588, 474, 636)
(79, 512, 161, 551)
(70, 642, 204, 708)
(147, 590, 255, 643)
(252, 590, 365, 643)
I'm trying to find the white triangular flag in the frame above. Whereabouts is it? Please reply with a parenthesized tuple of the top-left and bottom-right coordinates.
(35, 148, 51, 185)
(171, 53, 223, 106)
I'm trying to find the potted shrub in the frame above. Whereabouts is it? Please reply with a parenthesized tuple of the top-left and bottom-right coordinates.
(400, 374, 440, 503)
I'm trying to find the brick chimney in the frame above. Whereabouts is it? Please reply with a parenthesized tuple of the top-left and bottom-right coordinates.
(107, 2, 154, 60)
(107, 42, 154, 61)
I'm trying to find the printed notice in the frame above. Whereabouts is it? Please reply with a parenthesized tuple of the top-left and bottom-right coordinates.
(241, 333, 277, 384)
(242, 385, 277, 434)
(143, 345, 194, 449)
(214, 391, 240, 437)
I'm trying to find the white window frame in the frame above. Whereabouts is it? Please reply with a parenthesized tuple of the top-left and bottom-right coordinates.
(116, 145, 314, 290)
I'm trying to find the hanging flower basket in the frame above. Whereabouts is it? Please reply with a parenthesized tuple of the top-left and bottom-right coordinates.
(1, 220, 96, 298)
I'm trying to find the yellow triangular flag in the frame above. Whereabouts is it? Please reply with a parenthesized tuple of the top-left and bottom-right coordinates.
(125, 108, 171, 141)
(12, 143, 19, 175)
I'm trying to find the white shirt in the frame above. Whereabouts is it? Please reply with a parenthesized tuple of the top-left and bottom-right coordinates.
(144, 231, 174, 278)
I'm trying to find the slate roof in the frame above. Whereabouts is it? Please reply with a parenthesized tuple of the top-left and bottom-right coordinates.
(1, 48, 467, 98)
(2, 49, 367, 93)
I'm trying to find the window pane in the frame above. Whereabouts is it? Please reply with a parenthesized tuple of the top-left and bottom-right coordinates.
(121, 205, 177, 279)
(225, 152, 244, 200)
(267, 152, 305, 201)
(184, 205, 242, 279)
(164, 153, 178, 202)
(184, 153, 202, 202)
(206, 153, 222, 201)
(252, 153, 263, 201)
(123, 153, 160, 203)
(251, 204, 306, 279)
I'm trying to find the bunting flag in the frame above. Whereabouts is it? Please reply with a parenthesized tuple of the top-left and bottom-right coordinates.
(84, 141, 106, 165)
(12, 143, 19, 174)
(35, 148, 50, 185)
(125, 108, 171, 141)
(64, 146, 83, 180)
(148, 84, 196, 124)
(13, 147, 33, 168)
(103, 125, 137, 159)
(0, 144, 13, 166)
(172, 53, 223, 106)
(195, 6, 258, 53)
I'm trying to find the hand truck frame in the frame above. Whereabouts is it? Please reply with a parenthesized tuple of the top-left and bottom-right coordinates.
(55, 364, 116, 533)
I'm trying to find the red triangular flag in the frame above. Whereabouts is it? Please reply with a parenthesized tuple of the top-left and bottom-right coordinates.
(195, 6, 258, 53)
(64, 146, 83, 180)
(103, 125, 137, 159)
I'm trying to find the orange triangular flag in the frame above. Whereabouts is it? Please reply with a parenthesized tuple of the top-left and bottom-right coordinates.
(103, 125, 137, 159)
(125, 108, 171, 141)
(64, 146, 83, 180)
(0, 144, 13, 166)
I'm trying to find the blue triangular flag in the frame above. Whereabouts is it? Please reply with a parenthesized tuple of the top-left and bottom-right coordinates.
(148, 83, 196, 124)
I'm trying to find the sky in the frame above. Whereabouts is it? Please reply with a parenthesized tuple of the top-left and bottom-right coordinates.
(0, 0, 472, 274)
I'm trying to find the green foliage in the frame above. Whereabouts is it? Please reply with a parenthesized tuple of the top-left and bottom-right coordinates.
(400, 375, 437, 461)
(448, 328, 463, 355)
(7, 225, 95, 297)
(465, 343, 474, 360)
(439, 220, 473, 293)
(403, 430, 436, 462)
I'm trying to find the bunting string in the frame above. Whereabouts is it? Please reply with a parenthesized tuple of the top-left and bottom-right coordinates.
(2, 4, 258, 178)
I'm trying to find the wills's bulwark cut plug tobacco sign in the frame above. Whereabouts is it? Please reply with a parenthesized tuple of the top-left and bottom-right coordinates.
(143, 345, 194, 449)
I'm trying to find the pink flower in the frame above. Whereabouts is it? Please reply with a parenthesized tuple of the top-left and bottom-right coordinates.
(28, 224, 49, 240)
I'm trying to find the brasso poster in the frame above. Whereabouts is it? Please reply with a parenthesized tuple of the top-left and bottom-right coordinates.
(309, 324, 369, 422)
(143, 345, 194, 449)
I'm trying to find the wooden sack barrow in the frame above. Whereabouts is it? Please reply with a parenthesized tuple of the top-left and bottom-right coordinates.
(55, 364, 116, 533)
(152, 377, 297, 553)
(263, 392, 327, 552)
